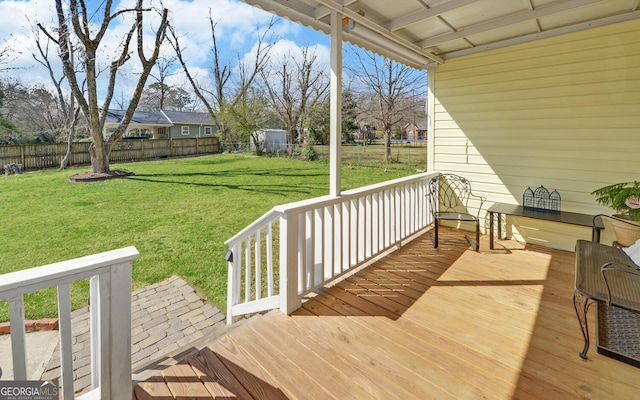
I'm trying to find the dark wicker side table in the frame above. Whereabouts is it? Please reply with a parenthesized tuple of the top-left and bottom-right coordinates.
(597, 302, 640, 367)
(574, 240, 640, 367)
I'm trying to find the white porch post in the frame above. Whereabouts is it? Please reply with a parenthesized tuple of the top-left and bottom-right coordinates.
(329, 10, 342, 197)
(426, 70, 436, 173)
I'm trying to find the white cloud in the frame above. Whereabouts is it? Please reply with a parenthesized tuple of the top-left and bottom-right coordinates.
(261, 39, 330, 71)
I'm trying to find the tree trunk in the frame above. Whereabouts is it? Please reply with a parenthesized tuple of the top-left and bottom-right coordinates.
(89, 141, 111, 173)
(60, 107, 79, 169)
(384, 129, 391, 161)
(60, 132, 74, 169)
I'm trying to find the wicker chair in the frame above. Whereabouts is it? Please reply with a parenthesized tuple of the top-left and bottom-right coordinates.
(428, 174, 485, 251)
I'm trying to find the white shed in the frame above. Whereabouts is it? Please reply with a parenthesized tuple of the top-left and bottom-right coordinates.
(251, 129, 288, 153)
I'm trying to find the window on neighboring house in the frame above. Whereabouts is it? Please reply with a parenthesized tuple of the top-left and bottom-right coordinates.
(204, 126, 213, 135)
(181, 126, 189, 136)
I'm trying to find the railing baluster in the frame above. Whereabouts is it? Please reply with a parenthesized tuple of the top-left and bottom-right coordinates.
(255, 230, 261, 300)
(367, 194, 373, 258)
(342, 201, 351, 272)
(9, 295, 27, 380)
(358, 196, 365, 263)
(89, 275, 100, 389)
(334, 203, 342, 275)
(372, 193, 379, 255)
(226, 242, 240, 325)
(384, 189, 391, 248)
(245, 238, 251, 303)
(314, 208, 323, 286)
(305, 211, 313, 290)
(267, 222, 274, 297)
(325, 205, 334, 279)
(57, 283, 75, 399)
(96, 271, 111, 399)
(298, 213, 306, 292)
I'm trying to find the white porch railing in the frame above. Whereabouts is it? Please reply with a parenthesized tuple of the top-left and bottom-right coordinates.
(0, 247, 139, 400)
(225, 172, 437, 324)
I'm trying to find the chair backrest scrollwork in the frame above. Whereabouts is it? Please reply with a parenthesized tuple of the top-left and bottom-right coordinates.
(429, 174, 475, 215)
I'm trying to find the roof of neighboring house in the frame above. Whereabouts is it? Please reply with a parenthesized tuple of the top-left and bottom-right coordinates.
(403, 120, 428, 131)
(104, 109, 172, 126)
(162, 110, 215, 125)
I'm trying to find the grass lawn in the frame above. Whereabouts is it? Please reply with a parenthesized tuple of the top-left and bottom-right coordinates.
(0, 153, 417, 321)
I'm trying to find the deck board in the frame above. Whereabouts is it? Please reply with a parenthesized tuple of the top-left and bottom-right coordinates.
(188, 348, 254, 400)
(134, 229, 640, 399)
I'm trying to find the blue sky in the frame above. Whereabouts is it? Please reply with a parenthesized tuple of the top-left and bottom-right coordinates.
(0, 0, 332, 104)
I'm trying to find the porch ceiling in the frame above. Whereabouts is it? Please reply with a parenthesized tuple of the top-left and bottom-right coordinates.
(241, 0, 640, 69)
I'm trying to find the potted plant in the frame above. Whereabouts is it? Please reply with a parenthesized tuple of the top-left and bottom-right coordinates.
(591, 181, 640, 246)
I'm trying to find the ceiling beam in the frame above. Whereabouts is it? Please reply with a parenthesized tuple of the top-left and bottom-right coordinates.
(313, 0, 359, 20)
(418, 0, 601, 49)
(388, 0, 477, 31)
(242, 0, 331, 34)
(445, 9, 640, 59)
(315, 0, 443, 64)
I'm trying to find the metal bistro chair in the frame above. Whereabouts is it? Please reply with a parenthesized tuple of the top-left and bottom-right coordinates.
(428, 174, 486, 251)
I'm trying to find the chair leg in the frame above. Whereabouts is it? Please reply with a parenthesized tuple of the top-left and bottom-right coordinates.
(431, 220, 439, 248)
(475, 220, 480, 251)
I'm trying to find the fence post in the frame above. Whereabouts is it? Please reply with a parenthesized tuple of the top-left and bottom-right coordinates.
(21, 144, 25, 167)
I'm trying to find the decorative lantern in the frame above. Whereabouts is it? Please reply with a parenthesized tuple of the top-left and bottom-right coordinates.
(523, 185, 561, 213)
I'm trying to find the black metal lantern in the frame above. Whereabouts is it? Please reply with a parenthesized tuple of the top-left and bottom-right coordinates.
(523, 185, 561, 213)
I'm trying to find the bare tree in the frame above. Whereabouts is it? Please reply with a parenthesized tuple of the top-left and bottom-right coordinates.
(139, 82, 192, 111)
(347, 50, 426, 161)
(232, 79, 272, 155)
(143, 55, 178, 110)
(261, 46, 329, 151)
(168, 13, 276, 141)
(51, 0, 169, 173)
(0, 40, 20, 138)
(0, 39, 20, 74)
(32, 20, 82, 168)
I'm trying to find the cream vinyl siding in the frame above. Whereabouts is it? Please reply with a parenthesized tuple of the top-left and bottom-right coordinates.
(430, 19, 640, 251)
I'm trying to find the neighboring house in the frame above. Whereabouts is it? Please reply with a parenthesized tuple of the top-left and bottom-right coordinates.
(402, 121, 427, 140)
(161, 110, 217, 139)
(103, 109, 172, 139)
(103, 110, 216, 139)
(251, 129, 288, 153)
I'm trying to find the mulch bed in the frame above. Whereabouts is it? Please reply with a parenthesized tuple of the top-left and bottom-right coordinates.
(69, 169, 134, 183)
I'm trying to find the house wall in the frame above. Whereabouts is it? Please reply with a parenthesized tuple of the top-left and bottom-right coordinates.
(168, 124, 216, 139)
(429, 19, 640, 250)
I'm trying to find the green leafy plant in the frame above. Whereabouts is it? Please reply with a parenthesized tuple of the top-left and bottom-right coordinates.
(301, 140, 318, 161)
(591, 181, 640, 221)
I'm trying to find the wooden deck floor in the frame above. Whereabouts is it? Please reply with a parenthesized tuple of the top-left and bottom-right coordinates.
(133, 229, 640, 399)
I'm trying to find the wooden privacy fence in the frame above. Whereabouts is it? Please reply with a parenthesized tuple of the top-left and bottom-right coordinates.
(0, 137, 219, 171)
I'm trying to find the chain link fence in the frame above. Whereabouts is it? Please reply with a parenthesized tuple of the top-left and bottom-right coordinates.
(220, 140, 427, 168)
